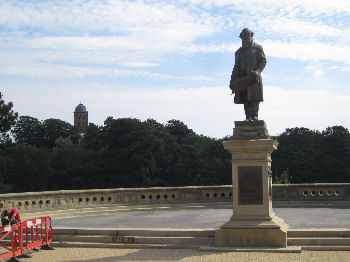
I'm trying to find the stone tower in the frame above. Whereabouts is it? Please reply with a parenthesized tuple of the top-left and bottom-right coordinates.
(74, 103, 88, 132)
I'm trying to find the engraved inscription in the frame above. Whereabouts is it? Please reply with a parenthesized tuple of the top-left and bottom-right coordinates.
(112, 236, 135, 243)
(238, 166, 263, 205)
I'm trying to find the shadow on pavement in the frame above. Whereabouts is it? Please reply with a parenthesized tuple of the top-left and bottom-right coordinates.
(60, 249, 215, 262)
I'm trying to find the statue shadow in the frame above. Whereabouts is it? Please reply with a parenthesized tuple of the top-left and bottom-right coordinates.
(61, 248, 216, 262)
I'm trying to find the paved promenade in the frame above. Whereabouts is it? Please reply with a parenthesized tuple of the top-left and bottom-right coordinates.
(20, 248, 350, 262)
(49, 203, 350, 229)
(17, 203, 350, 261)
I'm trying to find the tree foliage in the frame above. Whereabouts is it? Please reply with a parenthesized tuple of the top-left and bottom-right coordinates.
(1, 108, 350, 193)
(12, 116, 78, 148)
(0, 144, 52, 192)
(271, 126, 350, 183)
(12, 116, 42, 146)
(0, 116, 231, 192)
(40, 118, 78, 148)
(0, 93, 18, 133)
(0, 93, 18, 148)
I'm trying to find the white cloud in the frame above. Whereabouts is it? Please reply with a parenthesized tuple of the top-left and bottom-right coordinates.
(0, 57, 214, 81)
(0, 1, 219, 41)
(1, 0, 349, 78)
(120, 61, 159, 68)
(182, 0, 350, 16)
(0, 1, 197, 32)
(262, 86, 350, 135)
(304, 62, 325, 77)
(340, 66, 350, 72)
(183, 0, 350, 44)
(312, 70, 324, 77)
(263, 40, 350, 64)
(258, 17, 341, 39)
(23, 22, 216, 53)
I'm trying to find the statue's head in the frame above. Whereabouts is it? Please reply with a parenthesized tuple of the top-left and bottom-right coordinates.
(239, 28, 254, 47)
(239, 28, 254, 39)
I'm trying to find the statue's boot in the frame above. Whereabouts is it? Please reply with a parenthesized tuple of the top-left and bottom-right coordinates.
(244, 103, 252, 121)
(251, 102, 260, 121)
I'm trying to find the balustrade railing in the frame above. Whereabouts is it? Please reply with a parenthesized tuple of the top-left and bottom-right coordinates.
(1, 183, 350, 213)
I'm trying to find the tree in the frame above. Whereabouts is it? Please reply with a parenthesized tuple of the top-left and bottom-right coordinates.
(82, 123, 103, 151)
(167, 134, 231, 186)
(12, 116, 42, 146)
(271, 126, 350, 183)
(314, 126, 350, 182)
(1, 144, 52, 192)
(273, 169, 291, 184)
(40, 118, 77, 148)
(12, 116, 79, 148)
(99, 117, 162, 188)
(0, 93, 18, 148)
(50, 142, 100, 190)
(271, 127, 322, 183)
(165, 119, 194, 142)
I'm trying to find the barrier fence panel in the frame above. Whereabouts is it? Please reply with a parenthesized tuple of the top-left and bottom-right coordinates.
(0, 224, 23, 260)
(22, 217, 53, 252)
(0, 216, 53, 261)
(44, 217, 53, 246)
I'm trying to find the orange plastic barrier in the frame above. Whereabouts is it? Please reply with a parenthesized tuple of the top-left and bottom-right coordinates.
(0, 216, 53, 261)
(0, 224, 23, 260)
(21, 216, 53, 251)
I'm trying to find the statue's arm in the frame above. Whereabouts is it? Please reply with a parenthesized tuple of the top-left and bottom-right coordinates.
(229, 67, 235, 92)
(255, 47, 266, 74)
(229, 52, 239, 92)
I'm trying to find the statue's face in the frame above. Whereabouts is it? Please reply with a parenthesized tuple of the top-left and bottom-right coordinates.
(241, 31, 251, 39)
(241, 31, 253, 47)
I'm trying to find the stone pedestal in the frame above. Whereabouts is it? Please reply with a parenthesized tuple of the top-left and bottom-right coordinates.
(215, 121, 288, 247)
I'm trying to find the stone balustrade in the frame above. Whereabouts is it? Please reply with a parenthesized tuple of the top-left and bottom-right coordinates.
(272, 183, 350, 207)
(1, 183, 350, 213)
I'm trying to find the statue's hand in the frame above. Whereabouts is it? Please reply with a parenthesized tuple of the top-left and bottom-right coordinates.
(250, 70, 259, 77)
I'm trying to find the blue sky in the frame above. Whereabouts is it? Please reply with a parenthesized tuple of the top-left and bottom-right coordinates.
(1, 0, 350, 138)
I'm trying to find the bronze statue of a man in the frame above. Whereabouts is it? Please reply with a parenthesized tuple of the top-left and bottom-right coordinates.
(229, 28, 266, 121)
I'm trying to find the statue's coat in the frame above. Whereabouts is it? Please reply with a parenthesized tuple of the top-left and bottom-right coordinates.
(230, 42, 266, 104)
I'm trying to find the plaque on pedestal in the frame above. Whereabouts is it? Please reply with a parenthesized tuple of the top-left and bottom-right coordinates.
(238, 166, 262, 205)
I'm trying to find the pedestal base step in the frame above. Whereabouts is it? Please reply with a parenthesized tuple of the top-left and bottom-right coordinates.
(51, 241, 198, 249)
(199, 246, 301, 253)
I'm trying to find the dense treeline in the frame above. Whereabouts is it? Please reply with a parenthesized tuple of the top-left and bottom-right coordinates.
(272, 126, 350, 184)
(1, 94, 350, 193)
(0, 114, 231, 193)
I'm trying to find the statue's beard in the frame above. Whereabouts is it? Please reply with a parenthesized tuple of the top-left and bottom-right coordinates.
(242, 38, 253, 47)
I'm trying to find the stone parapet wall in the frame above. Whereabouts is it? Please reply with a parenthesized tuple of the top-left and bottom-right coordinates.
(272, 183, 350, 201)
(0, 183, 349, 213)
(0, 185, 233, 213)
